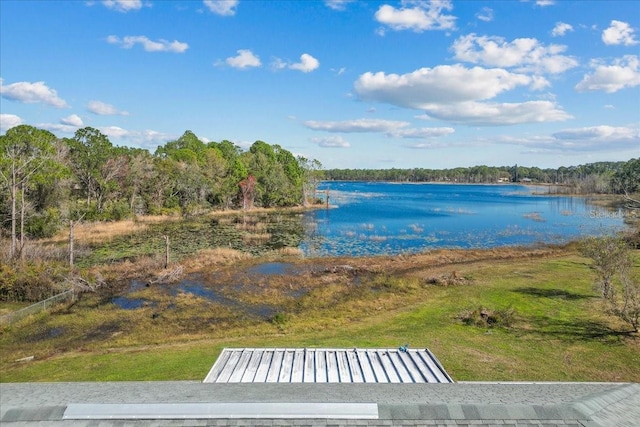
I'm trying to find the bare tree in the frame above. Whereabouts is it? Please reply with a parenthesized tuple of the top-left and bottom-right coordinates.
(239, 175, 256, 210)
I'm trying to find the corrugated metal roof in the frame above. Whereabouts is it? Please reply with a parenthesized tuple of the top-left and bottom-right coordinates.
(203, 348, 453, 384)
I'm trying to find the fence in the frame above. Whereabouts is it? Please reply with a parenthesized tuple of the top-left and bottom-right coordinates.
(0, 289, 76, 326)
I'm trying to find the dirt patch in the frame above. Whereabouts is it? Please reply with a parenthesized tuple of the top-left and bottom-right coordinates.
(24, 326, 66, 342)
(82, 321, 122, 342)
(425, 270, 473, 286)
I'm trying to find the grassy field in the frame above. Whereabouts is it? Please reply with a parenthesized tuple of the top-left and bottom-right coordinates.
(1, 244, 638, 383)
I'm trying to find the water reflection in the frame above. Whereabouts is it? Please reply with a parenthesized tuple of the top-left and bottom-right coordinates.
(300, 182, 629, 257)
(112, 296, 151, 310)
(169, 279, 278, 318)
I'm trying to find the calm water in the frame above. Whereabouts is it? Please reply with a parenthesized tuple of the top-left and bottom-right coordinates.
(300, 182, 628, 257)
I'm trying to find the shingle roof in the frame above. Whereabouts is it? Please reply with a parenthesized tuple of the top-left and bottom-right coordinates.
(2, 381, 639, 426)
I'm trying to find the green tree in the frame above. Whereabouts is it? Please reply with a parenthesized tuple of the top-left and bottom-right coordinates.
(0, 125, 61, 260)
(66, 127, 118, 213)
(155, 130, 206, 162)
(247, 141, 280, 207)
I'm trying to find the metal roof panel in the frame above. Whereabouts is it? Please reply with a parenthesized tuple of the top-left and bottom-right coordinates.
(203, 348, 453, 384)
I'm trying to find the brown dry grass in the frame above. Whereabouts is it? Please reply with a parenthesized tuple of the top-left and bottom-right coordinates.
(207, 206, 315, 217)
(44, 215, 180, 246)
(235, 220, 268, 233)
(180, 247, 252, 271)
(273, 247, 304, 256)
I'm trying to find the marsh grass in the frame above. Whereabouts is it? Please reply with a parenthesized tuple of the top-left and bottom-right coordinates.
(242, 232, 273, 243)
(180, 248, 252, 270)
(1, 247, 639, 383)
(45, 216, 177, 246)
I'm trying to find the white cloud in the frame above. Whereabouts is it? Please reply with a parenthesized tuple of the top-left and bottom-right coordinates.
(6, 119, 173, 150)
(551, 22, 573, 37)
(100, 126, 130, 139)
(96, 126, 175, 149)
(107, 35, 189, 53)
(310, 136, 351, 148)
(353, 64, 572, 126)
(0, 114, 23, 131)
(101, 0, 143, 12)
(553, 125, 638, 142)
(125, 129, 177, 149)
(0, 78, 68, 108)
(203, 0, 238, 16)
(304, 118, 410, 133)
(375, 0, 456, 33)
(354, 64, 540, 107)
(36, 123, 80, 134)
(304, 118, 454, 138)
(225, 49, 261, 69)
(324, 0, 354, 11)
(575, 55, 640, 93)
(272, 53, 320, 73)
(87, 100, 129, 115)
(289, 54, 320, 73)
(60, 114, 84, 127)
(417, 100, 572, 126)
(535, 0, 555, 6)
(507, 125, 640, 153)
(332, 67, 347, 76)
(451, 33, 578, 74)
(602, 20, 638, 46)
(388, 127, 455, 138)
(405, 141, 452, 149)
(476, 7, 493, 22)
(271, 58, 287, 71)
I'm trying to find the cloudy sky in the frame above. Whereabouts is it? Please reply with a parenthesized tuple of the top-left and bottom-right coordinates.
(1, 0, 638, 169)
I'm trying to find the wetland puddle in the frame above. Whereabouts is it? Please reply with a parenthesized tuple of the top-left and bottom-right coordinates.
(245, 262, 296, 275)
(112, 296, 151, 310)
(112, 263, 305, 319)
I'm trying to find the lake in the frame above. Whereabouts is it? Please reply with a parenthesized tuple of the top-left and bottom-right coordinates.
(79, 182, 631, 266)
(299, 181, 629, 257)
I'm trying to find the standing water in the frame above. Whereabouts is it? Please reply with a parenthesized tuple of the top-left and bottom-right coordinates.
(300, 182, 630, 257)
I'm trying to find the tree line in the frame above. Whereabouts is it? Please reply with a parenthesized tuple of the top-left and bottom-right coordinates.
(2, 123, 638, 263)
(0, 125, 323, 261)
(324, 159, 640, 196)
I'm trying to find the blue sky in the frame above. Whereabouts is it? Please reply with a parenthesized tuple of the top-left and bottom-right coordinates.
(1, 0, 638, 169)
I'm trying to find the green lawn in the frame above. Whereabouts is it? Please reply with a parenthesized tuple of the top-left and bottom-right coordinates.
(1, 250, 638, 383)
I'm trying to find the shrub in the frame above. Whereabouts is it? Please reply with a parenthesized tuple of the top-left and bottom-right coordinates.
(105, 200, 132, 221)
(25, 207, 62, 238)
(0, 261, 68, 302)
(580, 235, 640, 332)
(425, 271, 473, 286)
(457, 306, 516, 328)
